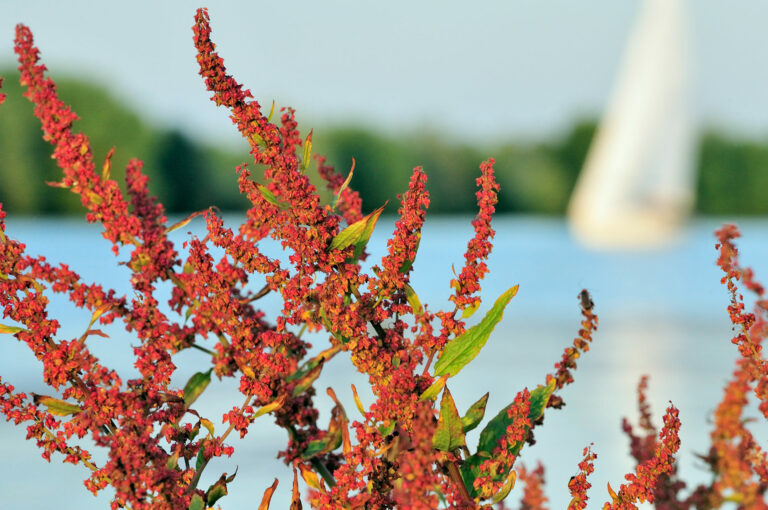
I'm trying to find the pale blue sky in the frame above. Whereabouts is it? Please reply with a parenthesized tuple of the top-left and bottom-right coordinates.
(1, 1, 767, 146)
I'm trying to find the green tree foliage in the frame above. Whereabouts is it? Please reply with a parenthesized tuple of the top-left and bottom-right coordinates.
(3, 71, 768, 216)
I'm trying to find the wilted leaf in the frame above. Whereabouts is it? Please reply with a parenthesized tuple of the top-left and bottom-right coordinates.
(351, 384, 366, 416)
(184, 369, 212, 407)
(258, 478, 279, 510)
(291, 465, 303, 510)
(297, 462, 324, 490)
(461, 392, 489, 433)
(434, 285, 518, 378)
(432, 386, 465, 452)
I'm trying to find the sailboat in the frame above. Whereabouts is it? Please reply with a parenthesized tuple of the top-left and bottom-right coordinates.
(567, 0, 695, 249)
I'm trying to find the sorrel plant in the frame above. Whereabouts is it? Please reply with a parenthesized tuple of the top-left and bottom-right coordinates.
(0, 7, 767, 510)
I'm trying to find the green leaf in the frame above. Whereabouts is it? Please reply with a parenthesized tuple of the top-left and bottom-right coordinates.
(332, 158, 355, 209)
(252, 394, 288, 420)
(256, 184, 288, 210)
(377, 420, 396, 437)
(301, 129, 313, 172)
(461, 392, 489, 433)
(301, 433, 340, 460)
(432, 386, 466, 452)
(476, 379, 555, 456)
(195, 446, 206, 471)
(291, 363, 323, 397)
(398, 233, 420, 274)
(184, 369, 212, 408)
(0, 323, 27, 334)
(461, 379, 555, 499)
(200, 418, 215, 438)
(32, 394, 82, 416)
(491, 469, 517, 504)
(460, 302, 480, 319)
(418, 374, 448, 402)
(329, 203, 386, 261)
(404, 283, 423, 315)
(189, 493, 205, 510)
(434, 285, 518, 378)
(166, 450, 180, 470)
(205, 473, 230, 506)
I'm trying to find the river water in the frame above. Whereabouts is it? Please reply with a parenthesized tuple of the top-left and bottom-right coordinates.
(1, 214, 766, 509)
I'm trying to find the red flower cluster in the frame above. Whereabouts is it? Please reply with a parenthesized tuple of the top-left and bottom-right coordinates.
(4, 8, 768, 510)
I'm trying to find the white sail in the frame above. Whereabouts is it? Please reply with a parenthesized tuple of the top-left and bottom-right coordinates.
(568, 0, 694, 249)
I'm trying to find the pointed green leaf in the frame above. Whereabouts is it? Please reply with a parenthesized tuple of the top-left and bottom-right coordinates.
(291, 363, 323, 397)
(461, 379, 556, 499)
(418, 374, 448, 402)
(461, 392, 489, 433)
(404, 284, 423, 315)
(184, 369, 212, 407)
(195, 446, 206, 471)
(434, 285, 518, 378)
(332, 158, 355, 209)
(398, 233, 420, 274)
(329, 204, 386, 261)
(0, 323, 27, 334)
(491, 469, 517, 504)
(206, 474, 229, 506)
(252, 393, 288, 420)
(378, 420, 396, 437)
(266, 100, 276, 122)
(301, 433, 340, 460)
(432, 387, 466, 452)
(301, 129, 313, 171)
(200, 418, 215, 438)
(476, 379, 555, 456)
(460, 302, 480, 319)
(256, 184, 288, 210)
(189, 493, 205, 510)
(166, 450, 180, 470)
(32, 394, 82, 416)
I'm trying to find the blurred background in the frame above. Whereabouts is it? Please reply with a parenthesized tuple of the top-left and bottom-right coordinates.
(1, 0, 768, 509)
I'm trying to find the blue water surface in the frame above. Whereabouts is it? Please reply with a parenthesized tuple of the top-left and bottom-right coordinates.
(1, 214, 765, 509)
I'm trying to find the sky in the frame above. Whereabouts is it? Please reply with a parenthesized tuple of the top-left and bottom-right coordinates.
(1, 1, 767, 146)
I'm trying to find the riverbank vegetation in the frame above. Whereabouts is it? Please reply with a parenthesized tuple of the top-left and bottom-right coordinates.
(0, 70, 763, 216)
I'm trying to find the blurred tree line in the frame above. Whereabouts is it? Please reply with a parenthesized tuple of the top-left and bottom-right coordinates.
(0, 72, 765, 216)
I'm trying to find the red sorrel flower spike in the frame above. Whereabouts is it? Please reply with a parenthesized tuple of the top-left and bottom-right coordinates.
(714, 225, 768, 418)
(378, 166, 429, 296)
(568, 445, 596, 510)
(450, 158, 500, 312)
(316, 155, 364, 225)
(603, 404, 681, 509)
